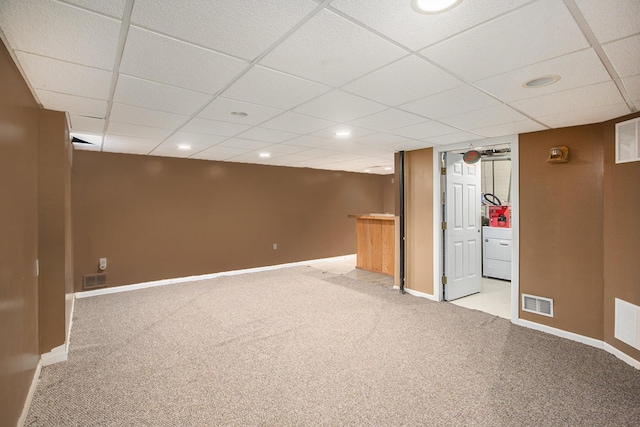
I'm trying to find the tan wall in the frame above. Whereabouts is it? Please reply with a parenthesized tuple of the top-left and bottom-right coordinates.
(381, 174, 395, 214)
(72, 151, 386, 290)
(603, 112, 640, 361)
(404, 148, 434, 295)
(519, 125, 604, 340)
(0, 41, 41, 427)
(38, 109, 73, 353)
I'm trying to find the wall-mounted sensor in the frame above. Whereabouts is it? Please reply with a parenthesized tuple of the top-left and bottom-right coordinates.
(99, 258, 107, 271)
(547, 146, 569, 163)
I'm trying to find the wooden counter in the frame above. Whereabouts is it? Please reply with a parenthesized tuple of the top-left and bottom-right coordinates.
(348, 214, 395, 276)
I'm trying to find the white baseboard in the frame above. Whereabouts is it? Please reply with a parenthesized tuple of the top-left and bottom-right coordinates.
(18, 360, 41, 427)
(40, 343, 68, 366)
(604, 343, 640, 369)
(516, 318, 605, 349)
(393, 285, 439, 301)
(76, 254, 356, 299)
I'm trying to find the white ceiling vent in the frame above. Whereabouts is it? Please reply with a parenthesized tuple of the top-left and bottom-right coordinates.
(522, 294, 554, 317)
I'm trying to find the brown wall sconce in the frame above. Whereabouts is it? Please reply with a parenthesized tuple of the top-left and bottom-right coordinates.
(547, 146, 569, 163)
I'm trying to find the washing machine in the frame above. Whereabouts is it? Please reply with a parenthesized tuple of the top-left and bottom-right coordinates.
(482, 226, 512, 280)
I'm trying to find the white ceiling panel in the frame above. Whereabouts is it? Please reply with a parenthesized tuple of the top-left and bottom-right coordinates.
(219, 138, 272, 151)
(109, 103, 189, 129)
(294, 90, 387, 122)
(0, 0, 121, 70)
(400, 85, 500, 119)
(475, 49, 611, 102)
(260, 9, 406, 87)
(69, 115, 105, 134)
(440, 104, 528, 130)
(113, 75, 211, 115)
(106, 121, 173, 140)
(603, 34, 640, 79)
(198, 97, 284, 126)
(120, 27, 248, 95)
(349, 108, 426, 132)
(512, 81, 626, 118)
(384, 140, 436, 151)
(426, 132, 487, 145)
(190, 145, 251, 161)
(222, 66, 331, 110)
(236, 127, 299, 144)
(574, 0, 640, 43)
(342, 55, 464, 106)
(471, 120, 546, 138)
(150, 141, 204, 159)
(622, 75, 640, 105)
(36, 90, 108, 118)
(349, 133, 409, 146)
(130, 0, 317, 60)
(181, 118, 251, 138)
(166, 131, 227, 147)
(262, 144, 311, 155)
(421, 0, 589, 82)
(283, 135, 339, 149)
(260, 112, 336, 134)
(288, 148, 340, 158)
(60, 0, 127, 19)
(537, 103, 632, 129)
(391, 121, 459, 139)
(330, 0, 531, 51)
(103, 135, 160, 154)
(72, 139, 102, 152)
(310, 125, 376, 140)
(16, 52, 112, 100)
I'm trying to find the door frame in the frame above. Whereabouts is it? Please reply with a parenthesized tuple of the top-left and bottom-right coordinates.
(431, 135, 520, 324)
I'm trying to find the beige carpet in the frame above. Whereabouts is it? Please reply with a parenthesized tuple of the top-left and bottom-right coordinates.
(26, 266, 640, 426)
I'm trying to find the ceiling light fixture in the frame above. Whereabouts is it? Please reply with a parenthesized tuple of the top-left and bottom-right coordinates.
(364, 169, 372, 173)
(335, 131, 351, 137)
(410, 0, 463, 14)
(522, 75, 561, 88)
(384, 167, 392, 171)
(229, 111, 248, 117)
(259, 152, 271, 158)
(177, 144, 192, 150)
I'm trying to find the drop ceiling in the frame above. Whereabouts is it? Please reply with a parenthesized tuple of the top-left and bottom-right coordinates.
(0, 0, 638, 174)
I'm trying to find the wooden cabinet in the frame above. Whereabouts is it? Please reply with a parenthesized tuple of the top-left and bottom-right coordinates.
(349, 214, 395, 276)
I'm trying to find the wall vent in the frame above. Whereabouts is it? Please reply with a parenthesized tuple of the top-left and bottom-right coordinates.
(83, 273, 107, 290)
(522, 294, 554, 317)
(615, 298, 640, 350)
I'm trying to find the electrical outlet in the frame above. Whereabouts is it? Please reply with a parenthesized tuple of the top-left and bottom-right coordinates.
(273, 243, 277, 250)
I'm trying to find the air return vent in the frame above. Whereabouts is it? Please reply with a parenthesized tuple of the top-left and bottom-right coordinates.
(522, 294, 553, 317)
(83, 273, 107, 290)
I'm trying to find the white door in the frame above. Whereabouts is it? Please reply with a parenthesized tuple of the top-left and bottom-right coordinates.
(444, 153, 481, 301)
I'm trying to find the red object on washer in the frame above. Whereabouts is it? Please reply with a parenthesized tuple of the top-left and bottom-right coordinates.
(489, 206, 511, 228)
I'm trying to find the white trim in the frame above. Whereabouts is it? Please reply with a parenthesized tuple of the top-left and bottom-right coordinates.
(40, 343, 67, 366)
(516, 318, 604, 349)
(604, 343, 640, 369)
(76, 255, 356, 299)
(394, 285, 439, 301)
(510, 137, 520, 323)
(18, 360, 42, 427)
(66, 294, 75, 351)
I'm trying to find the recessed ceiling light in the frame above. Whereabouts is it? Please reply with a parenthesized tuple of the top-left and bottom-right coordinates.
(229, 111, 248, 117)
(335, 131, 351, 137)
(177, 144, 192, 150)
(364, 169, 372, 173)
(522, 75, 561, 88)
(384, 167, 393, 171)
(410, 0, 463, 14)
(259, 152, 271, 158)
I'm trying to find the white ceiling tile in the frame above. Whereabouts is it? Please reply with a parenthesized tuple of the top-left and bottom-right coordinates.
(0, 0, 121, 69)
(471, 120, 546, 138)
(383, 140, 436, 151)
(113, 75, 211, 115)
(310, 125, 376, 140)
(181, 118, 251, 137)
(260, 112, 336, 134)
(603, 34, 640, 79)
(191, 145, 251, 161)
(511, 81, 625, 118)
(342, 55, 464, 106)
(349, 133, 409, 146)
(70, 132, 102, 146)
(120, 27, 248, 95)
(293, 90, 387, 122)
(474, 49, 611, 102)
(574, 0, 640, 43)
(421, 0, 589, 81)
(106, 121, 173, 140)
(166, 131, 227, 147)
(61, 0, 126, 18)
(426, 132, 487, 145)
(355, 146, 395, 157)
(198, 97, 284, 126)
(130, 0, 316, 60)
(391, 121, 458, 139)
(264, 153, 316, 165)
(282, 135, 336, 148)
(222, 66, 331, 110)
(69, 115, 105, 133)
(72, 139, 102, 151)
(440, 104, 528, 130)
(262, 144, 311, 154)
(103, 135, 160, 154)
(349, 108, 426, 132)
(622, 75, 640, 105)
(331, 0, 531, 51)
(537, 103, 632, 129)
(236, 127, 299, 143)
(399, 85, 501, 119)
(292, 148, 341, 158)
(36, 89, 108, 117)
(16, 52, 112, 100)
(219, 138, 272, 151)
(260, 9, 406, 87)
(149, 141, 202, 158)
(109, 103, 189, 129)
